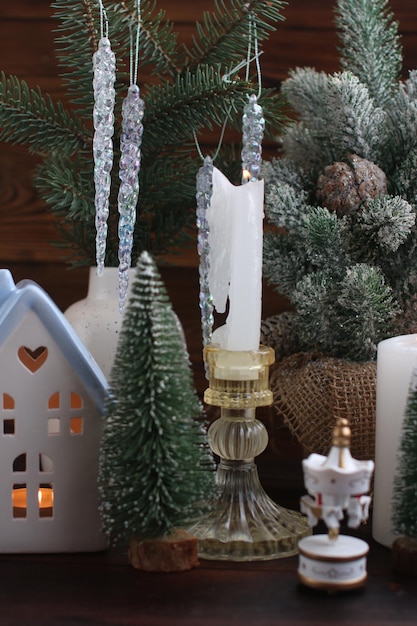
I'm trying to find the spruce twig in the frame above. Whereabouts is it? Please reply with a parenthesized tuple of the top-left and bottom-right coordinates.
(0, 0, 286, 267)
(336, 0, 402, 108)
(0, 73, 89, 156)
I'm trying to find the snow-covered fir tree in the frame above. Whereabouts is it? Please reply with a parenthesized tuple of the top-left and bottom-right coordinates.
(262, 0, 417, 362)
(99, 251, 215, 544)
(392, 368, 417, 539)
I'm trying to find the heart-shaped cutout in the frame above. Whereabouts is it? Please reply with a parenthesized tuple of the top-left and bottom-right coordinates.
(18, 346, 48, 373)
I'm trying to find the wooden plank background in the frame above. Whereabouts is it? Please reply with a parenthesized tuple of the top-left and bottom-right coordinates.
(0, 0, 416, 268)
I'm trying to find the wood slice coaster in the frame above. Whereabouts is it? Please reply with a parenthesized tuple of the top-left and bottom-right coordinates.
(392, 536, 417, 576)
(128, 529, 199, 572)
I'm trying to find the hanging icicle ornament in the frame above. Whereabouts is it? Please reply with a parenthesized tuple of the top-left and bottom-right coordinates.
(196, 155, 214, 349)
(93, 1, 116, 276)
(194, 104, 230, 360)
(241, 13, 264, 184)
(117, 85, 144, 311)
(117, 2, 144, 312)
(241, 94, 265, 183)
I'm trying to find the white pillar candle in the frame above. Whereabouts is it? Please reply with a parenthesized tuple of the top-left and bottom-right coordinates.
(373, 333, 417, 547)
(207, 167, 264, 351)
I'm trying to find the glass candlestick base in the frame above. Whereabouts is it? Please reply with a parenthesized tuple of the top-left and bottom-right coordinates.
(189, 345, 310, 561)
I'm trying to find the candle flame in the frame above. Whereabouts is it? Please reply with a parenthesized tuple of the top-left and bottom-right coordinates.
(242, 169, 251, 182)
(12, 487, 54, 509)
(38, 487, 54, 507)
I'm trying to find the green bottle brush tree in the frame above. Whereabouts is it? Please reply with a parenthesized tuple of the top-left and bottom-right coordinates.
(99, 251, 216, 570)
(392, 370, 417, 575)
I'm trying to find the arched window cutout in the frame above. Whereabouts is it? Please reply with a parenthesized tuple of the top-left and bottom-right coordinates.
(13, 454, 26, 473)
(70, 392, 83, 409)
(48, 418, 60, 436)
(39, 454, 54, 473)
(18, 346, 48, 373)
(3, 393, 14, 410)
(48, 392, 60, 410)
(12, 483, 27, 518)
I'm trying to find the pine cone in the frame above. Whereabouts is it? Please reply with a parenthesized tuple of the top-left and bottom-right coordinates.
(316, 154, 387, 217)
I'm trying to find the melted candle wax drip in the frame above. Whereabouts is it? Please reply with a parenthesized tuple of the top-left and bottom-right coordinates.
(196, 156, 214, 349)
(93, 37, 116, 276)
(118, 84, 145, 312)
(241, 94, 265, 183)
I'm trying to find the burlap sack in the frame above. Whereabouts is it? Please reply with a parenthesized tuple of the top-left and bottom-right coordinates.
(269, 352, 376, 460)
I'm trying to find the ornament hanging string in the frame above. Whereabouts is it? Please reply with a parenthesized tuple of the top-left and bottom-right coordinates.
(221, 53, 263, 87)
(98, 0, 108, 40)
(93, 0, 116, 276)
(130, 3, 141, 86)
(245, 13, 262, 98)
(117, 0, 145, 312)
(194, 9, 264, 163)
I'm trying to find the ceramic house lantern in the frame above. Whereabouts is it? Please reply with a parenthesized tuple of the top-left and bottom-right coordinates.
(0, 270, 108, 552)
(298, 418, 374, 592)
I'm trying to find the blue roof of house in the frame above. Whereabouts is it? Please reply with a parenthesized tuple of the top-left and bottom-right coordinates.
(0, 270, 108, 413)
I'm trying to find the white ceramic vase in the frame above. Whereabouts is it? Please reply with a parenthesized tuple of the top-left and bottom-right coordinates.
(64, 267, 135, 379)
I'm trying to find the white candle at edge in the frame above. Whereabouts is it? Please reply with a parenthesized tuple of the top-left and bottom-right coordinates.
(207, 167, 264, 351)
(373, 333, 417, 547)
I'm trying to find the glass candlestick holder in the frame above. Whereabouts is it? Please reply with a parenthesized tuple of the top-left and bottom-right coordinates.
(189, 344, 310, 561)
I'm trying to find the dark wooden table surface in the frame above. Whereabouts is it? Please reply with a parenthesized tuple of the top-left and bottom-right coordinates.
(0, 519, 412, 626)
(0, 262, 413, 626)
